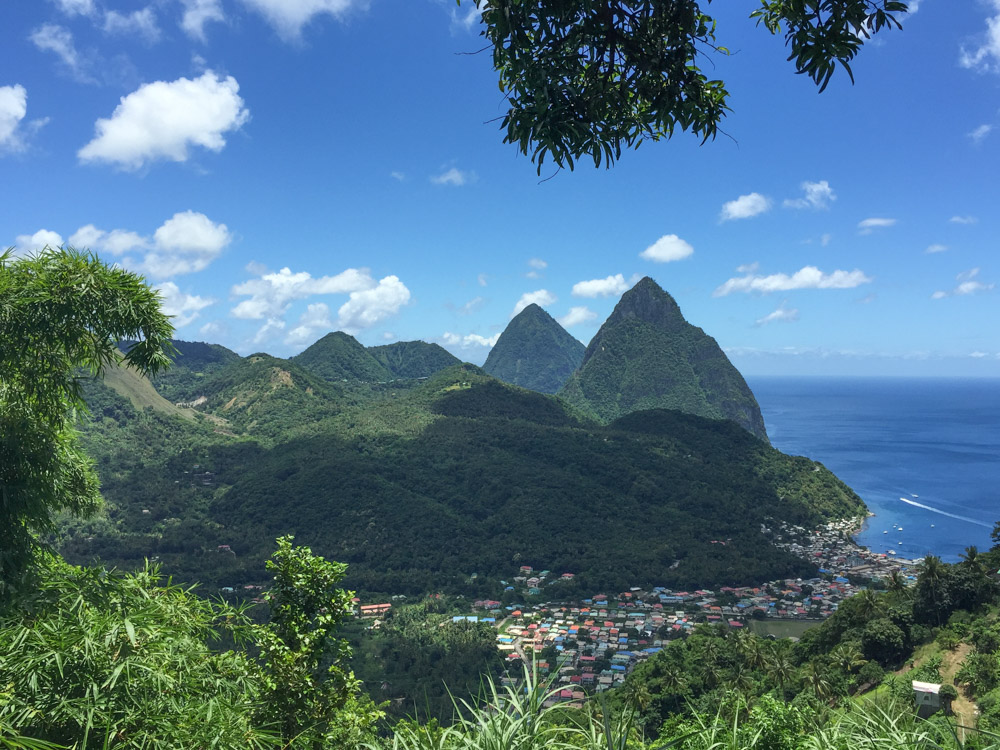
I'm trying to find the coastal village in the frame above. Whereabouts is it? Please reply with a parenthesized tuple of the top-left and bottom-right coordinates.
(355, 517, 925, 707)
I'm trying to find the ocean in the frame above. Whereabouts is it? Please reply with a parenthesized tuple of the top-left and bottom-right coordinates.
(748, 377, 1000, 563)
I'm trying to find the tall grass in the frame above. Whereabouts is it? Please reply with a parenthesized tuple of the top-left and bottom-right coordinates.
(376, 670, 1000, 750)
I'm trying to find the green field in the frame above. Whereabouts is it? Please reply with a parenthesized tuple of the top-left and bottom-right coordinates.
(749, 618, 822, 640)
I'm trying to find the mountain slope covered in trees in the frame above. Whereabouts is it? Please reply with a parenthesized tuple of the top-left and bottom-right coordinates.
(559, 277, 769, 441)
(483, 303, 586, 394)
(369, 340, 461, 379)
(71, 359, 863, 597)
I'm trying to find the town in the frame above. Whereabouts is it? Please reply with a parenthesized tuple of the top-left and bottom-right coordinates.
(355, 516, 924, 708)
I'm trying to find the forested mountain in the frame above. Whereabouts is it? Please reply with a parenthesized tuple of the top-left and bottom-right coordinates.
(120, 338, 240, 403)
(70, 360, 863, 598)
(482, 303, 585, 393)
(292, 331, 395, 382)
(369, 340, 461, 379)
(559, 277, 769, 441)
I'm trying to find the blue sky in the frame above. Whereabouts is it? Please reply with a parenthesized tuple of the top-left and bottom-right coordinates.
(3, 0, 999, 376)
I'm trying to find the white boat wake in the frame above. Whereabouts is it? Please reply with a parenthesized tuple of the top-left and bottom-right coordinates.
(898, 497, 991, 528)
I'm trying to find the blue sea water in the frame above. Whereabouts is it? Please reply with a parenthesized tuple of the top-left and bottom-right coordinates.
(748, 377, 1000, 563)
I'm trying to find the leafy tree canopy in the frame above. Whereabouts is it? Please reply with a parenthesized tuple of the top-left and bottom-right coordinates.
(0, 248, 173, 596)
(465, 0, 908, 171)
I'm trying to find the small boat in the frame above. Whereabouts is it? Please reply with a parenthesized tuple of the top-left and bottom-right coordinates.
(898, 527, 903, 531)
(888, 550, 897, 555)
(883, 530, 888, 534)
(931, 524, 935, 528)
(898, 542, 903, 545)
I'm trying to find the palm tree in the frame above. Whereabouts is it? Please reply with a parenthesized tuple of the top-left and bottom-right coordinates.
(960, 545, 982, 573)
(886, 570, 908, 596)
(764, 643, 795, 694)
(659, 664, 687, 695)
(829, 643, 867, 676)
(734, 629, 765, 671)
(852, 589, 884, 620)
(918, 555, 950, 625)
(804, 661, 834, 702)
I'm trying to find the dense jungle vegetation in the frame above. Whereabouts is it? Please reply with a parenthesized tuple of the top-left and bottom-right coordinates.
(15, 249, 1000, 749)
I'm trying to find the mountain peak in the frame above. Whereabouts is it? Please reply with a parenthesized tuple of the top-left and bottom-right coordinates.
(560, 281, 769, 442)
(483, 304, 585, 394)
(292, 331, 393, 383)
(603, 276, 685, 333)
(516, 302, 545, 316)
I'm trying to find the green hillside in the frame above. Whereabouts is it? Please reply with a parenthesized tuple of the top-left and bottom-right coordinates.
(194, 353, 347, 441)
(292, 331, 393, 383)
(70, 361, 863, 597)
(208, 376, 861, 594)
(560, 277, 769, 441)
(122, 338, 241, 404)
(368, 340, 462, 378)
(482, 303, 585, 394)
(100, 360, 195, 420)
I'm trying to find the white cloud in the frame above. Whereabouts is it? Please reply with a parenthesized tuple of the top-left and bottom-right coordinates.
(559, 306, 597, 327)
(181, 0, 225, 41)
(960, 1, 1000, 73)
(430, 167, 475, 186)
(950, 215, 978, 224)
(240, 0, 361, 40)
(103, 8, 160, 42)
(572, 274, 629, 298)
(511, 289, 556, 317)
(639, 234, 694, 263)
(336, 275, 411, 334)
(969, 124, 994, 143)
(784, 180, 836, 210)
(52, 0, 96, 16)
(390, 170, 405, 181)
(0, 85, 28, 153)
(932, 268, 996, 299)
(526, 257, 547, 278)
(252, 317, 285, 345)
(155, 281, 214, 327)
(450, 0, 485, 33)
(458, 296, 485, 315)
(441, 331, 500, 348)
(69, 224, 147, 254)
(382, 331, 395, 341)
(232, 266, 374, 320)
(754, 304, 800, 327)
(477, 273, 488, 287)
(720, 192, 771, 221)
(231, 266, 411, 339)
(970, 351, 990, 358)
(78, 71, 249, 170)
(857, 217, 896, 234)
(199, 320, 226, 337)
(285, 302, 334, 347)
(820, 233, 832, 247)
(736, 262, 759, 274)
(69, 211, 231, 279)
(714, 265, 873, 296)
(925, 244, 949, 254)
(144, 211, 232, 277)
(30, 24, 90, 81)
(13, 229, 64, 256)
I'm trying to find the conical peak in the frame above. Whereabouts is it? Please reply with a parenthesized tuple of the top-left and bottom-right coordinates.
(607, 276, 684, 330)
(512, 303, 548, 320)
